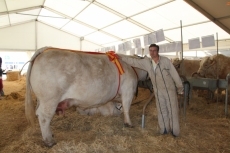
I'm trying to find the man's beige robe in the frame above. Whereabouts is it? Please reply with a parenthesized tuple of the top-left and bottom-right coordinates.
(120, 55, 183, 136)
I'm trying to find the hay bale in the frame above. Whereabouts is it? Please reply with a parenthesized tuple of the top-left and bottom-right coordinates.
(6, 71, 20, 81)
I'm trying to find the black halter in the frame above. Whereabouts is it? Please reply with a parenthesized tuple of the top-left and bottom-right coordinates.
(115, 104, 122, 111)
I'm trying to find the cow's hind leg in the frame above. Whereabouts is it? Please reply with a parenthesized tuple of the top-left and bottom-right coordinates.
(36, 100, 57, 147)
(121, 93, 133, 128)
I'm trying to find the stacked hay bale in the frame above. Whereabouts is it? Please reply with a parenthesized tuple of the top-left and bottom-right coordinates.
(6, 71, 20, 81)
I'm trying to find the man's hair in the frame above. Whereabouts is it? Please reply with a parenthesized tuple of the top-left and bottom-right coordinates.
(149, 44, 159, 51)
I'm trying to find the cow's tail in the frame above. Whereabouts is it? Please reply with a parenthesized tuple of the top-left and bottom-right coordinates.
(25, 47, 49, 127)
(19, 61, 30, 76)
(25, 60, 36, 127)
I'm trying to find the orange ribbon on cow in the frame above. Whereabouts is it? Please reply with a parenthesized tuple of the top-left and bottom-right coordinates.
(106, 51, 124, 75)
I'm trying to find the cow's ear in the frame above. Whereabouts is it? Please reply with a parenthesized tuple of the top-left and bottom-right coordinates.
(208, 56, 213, 63)
(210, 57, 217, 65)
(208, 58, 213, 64)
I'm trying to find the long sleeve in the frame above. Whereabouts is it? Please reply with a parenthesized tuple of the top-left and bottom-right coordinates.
(119, 54, 150, 72)
(168, 59, 184, 93)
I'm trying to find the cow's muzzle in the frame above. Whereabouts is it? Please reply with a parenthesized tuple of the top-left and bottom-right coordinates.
(192, 72, 203, 78)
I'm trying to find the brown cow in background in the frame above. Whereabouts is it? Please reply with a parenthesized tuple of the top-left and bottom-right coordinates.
(196, 54, 230, 102)
(197, 54, 230, 79)
(172, 58, 201, 78)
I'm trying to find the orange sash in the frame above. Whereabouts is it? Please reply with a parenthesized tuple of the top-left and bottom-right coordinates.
(106, 51, 124, 75)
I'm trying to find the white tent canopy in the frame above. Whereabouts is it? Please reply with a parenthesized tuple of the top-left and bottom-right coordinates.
(0, 0, 229, 56)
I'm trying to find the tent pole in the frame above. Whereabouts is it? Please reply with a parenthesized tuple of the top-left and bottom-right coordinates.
(35, 20, 37, 51)
(180, 20, 184, 76)
(216, 32, 220, 117)
(217, 32, 219, 79)
(180, 20, 183, 60)
(80, 40, 82, 50)
(80, 37, 84, 50)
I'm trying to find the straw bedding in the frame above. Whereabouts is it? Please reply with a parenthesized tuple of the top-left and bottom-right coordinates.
(0, 77, 229, 153)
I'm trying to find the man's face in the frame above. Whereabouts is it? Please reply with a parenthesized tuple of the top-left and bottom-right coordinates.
(149, 46, 159, 58)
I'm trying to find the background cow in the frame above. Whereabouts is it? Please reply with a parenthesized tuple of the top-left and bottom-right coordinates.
(25, 47, 148, 147)
(197, 54, 230, 79)
(196, 54, 230, 101)
(172, 58, 201, 78)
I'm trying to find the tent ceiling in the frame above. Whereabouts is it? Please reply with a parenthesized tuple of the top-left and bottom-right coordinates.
(0, 0, 229, 48)
(10, 9, 40, 24)
(184, 0, 230, 34)
(4, 0, 44, 11)
(75, 4, 122, 29)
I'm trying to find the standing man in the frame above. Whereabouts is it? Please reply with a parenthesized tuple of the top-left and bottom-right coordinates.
(120, 44, 183, 136)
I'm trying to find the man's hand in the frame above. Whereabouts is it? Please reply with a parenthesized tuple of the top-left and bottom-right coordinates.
(178, 88, 184, 95)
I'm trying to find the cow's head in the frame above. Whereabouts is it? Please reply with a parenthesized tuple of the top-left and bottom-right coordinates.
(197, 56, 216, 78)
(172, 58, 182, 69)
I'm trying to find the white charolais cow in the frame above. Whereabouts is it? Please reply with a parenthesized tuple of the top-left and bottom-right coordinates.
(25, 47, 148, 147)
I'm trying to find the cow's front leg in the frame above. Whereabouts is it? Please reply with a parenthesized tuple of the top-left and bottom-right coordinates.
(121, 94, 133, 128)
(36, 102, 56, 147)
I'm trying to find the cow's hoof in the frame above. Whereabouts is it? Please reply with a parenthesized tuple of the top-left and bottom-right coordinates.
(44, 140, 57, 147)
(124, 123, 134, 128)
